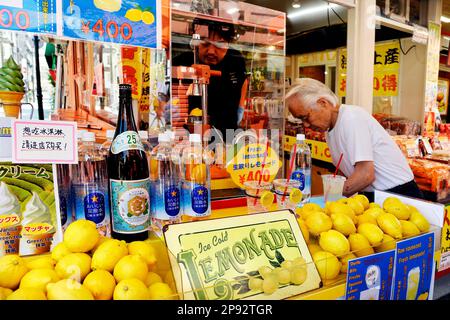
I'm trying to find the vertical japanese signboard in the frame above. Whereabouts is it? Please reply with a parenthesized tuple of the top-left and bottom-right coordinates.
(0, 0, 56, 34)
(337, 41, 400, 97)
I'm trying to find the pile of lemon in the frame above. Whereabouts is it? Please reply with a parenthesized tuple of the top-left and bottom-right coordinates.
(125, 8, 155, 25)
(296, 195, 430, 282)
(0, 220, 176, 300)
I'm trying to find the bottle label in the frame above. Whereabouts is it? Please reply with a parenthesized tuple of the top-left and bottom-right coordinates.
(110, 178, 150, 234)
(111, 131, 144, 154)
(84, 192, 105, 224)
(164, 185, 181, 217)
(192, 185, 209, 214)
(291, 170, 305, 190)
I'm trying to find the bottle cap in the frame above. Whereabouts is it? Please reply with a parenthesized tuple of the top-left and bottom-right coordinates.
(82, 132, 96, 142)
(296, 134, 305, 141)
(139, 130, 149, 140)
(106, 130, 115, 139)
(77, 130, 87, 140)
(189, 134, 201, 143)
(158, 133, 170, 142)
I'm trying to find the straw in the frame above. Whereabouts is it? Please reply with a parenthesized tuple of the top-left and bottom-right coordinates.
(281, 143, 297, 203)
(253, 139, 271, 206)
(324, 152, 343, 202)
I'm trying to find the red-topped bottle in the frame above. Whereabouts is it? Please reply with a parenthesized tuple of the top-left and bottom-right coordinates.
(108, 84, 150, 242)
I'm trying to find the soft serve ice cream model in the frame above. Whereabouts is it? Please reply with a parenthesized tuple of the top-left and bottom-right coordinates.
(19, 191, 55, 255)
(0, 182, 22, 255)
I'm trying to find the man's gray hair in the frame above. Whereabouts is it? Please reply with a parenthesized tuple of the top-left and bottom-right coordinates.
(286, 78, 339, 110)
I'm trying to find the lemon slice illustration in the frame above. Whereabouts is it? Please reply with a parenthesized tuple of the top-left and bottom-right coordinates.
(125, 8, 143, 22)
(289, 188, 303, 204)
(260, 191, 274, 208)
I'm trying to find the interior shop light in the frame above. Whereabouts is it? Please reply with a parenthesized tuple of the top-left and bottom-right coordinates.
(441, 16, 450, 23)
(292, 0, 301, 9)
(227, 7, 239, 14)
(288, 3, 339, 20)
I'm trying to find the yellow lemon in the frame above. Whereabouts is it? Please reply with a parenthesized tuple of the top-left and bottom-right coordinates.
(301, 203, 324, 219)
(289, 188, 303, 204)
(144, 272, 162, 287)
(148, 282, 174, 300)
(7, 287, 46, 300)
(0, 287, 13, 300)
(0, 255, 28, 289)
(83, 270, 116, 300)
(47, 279, 94, 300)
(142, 11, 155, 25)
(308, 243, 323, 255)
(63, 220, 100, 253)
(339, 253, 357, 273)
(383, 197, 402, 210)
(260, 191, 274, 208)
(375, 234, 396, 252)
(385, 202, 410, 220)
(400, 220, 420, 238)
(189, 108, 203, 117)
(328, 202, 357, 224)
(114, 278, 149, 300)
(352, 194, 370, 210)
(20, 269, 59, 293)
(377, 213, 402, 239)
(51, 242, 72, 262)
(331, 213, 356, 236)
(319, 229, 350, 256)
(26, 256, 56, 270)
(305, 211, 332, 237)
(125, 8, 143, 22)
(408, 210, 430, 232)
(369, 202, 381, 209)
(91, 239, 128, 272)
(312, 251, 341, 280)
(357, 213, 378, 226)
(346, 198, 365, 215)
(55, 253, 91, 281)
(114, 255, 148, 283)
(348, 233, 374, 257)
(296, 218, 310, 244)
(91, 235, 109, 254)
(128, 241, 157, 269)
(364, 207, 385, 219)
(357, 223, 384, 246)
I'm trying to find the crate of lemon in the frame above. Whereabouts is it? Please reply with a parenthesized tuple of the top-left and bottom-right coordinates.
(295, 194, 437, 286)
(0, 220, 180, 300)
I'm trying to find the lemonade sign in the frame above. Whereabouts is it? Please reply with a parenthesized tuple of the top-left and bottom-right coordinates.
(226, 143, 281, 189)
(164, 211, 321, 300)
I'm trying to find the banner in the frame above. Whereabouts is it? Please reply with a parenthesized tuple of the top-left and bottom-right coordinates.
(337, 42, 400, 97)
(121, 46, 142, 100)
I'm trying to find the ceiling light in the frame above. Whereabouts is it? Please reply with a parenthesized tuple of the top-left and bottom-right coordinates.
(292, 1, 301, 9)
(288, 3, 339, 20)
(441, 16, 450, 23)
(227, 7, 239, 14)
(268, 45, 276, 51)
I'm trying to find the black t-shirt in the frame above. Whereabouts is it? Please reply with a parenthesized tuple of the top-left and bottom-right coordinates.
(172, 49, 247, 136)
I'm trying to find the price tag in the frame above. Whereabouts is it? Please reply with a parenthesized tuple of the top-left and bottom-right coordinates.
(62, 0, 159, 48)
(0, 0, 56, 34)
(11, 119, 77, 164)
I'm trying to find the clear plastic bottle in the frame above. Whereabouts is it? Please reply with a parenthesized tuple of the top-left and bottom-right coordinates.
(150, 133, 182, 237)
(71, 132, 111, 236)
(290, 134, 311, 205)
(181, 134, 211, 220)
(99, 129, 115, 158)
(77, 129, 87, 158)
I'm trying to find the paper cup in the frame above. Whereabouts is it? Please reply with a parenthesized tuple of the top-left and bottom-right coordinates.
(19, 231, 55, 256)
(0, 91, 24, 118)
(0, 224, 22, 255)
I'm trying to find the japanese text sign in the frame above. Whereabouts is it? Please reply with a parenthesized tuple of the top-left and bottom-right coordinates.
(345, 250, 395, 300)
(0, 0, 56, 34)
(62, 0, 159, 48)
(392, 232, 434, 300)
(338, 41, 400, 97)
(438, 205, 450, 272)
(164, 210, 322, 300)
(12, 120, 77, 164)
(121, 46, 142, 99)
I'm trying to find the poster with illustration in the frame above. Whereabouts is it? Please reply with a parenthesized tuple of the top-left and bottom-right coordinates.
(437, 79, 449, 115)
(62, 0, 159, 48)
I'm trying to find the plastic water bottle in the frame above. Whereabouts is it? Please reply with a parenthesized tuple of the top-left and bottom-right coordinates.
(77, 129, 87, 158)
(181, 134, 211, 220)
(150, 133, 182, 237)
(290, 134, 311, 205)
(71, 132, 111, 236)
(99, 130, 115, 158)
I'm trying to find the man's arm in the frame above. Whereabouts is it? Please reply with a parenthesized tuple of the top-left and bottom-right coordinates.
(343, 161, 375, 197)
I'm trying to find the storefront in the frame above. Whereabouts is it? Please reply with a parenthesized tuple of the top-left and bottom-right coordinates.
(0, 0, 448, 302)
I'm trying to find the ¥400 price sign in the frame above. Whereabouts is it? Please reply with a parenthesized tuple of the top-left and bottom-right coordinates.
(63, 0, 158, 48)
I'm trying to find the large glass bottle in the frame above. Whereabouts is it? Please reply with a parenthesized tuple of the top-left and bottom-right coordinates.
(108, 84, 150, 242)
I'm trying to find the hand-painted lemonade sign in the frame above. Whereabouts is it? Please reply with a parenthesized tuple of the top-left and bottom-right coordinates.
(164, 210, 321, 300)
(226, 143, 282, 189)
(62, 0, 158, 48)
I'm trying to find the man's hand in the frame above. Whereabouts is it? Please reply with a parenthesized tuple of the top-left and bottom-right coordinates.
(343, 161, 375, 197)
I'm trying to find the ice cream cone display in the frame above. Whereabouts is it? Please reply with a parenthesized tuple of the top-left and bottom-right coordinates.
(0, 182, 22, 255)
(19, 192, 56, 256)
(0, 56, 25, 119)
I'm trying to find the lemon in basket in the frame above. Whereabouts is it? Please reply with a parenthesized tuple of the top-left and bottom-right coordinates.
(289, 188, 303, 205)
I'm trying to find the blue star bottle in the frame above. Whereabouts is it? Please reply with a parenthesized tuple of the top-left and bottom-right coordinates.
(181, 134, 211, 220)
(290, 134, 311, 205)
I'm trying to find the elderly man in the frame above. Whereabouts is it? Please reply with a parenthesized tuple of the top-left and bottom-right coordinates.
(285, 78, 423, 201)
